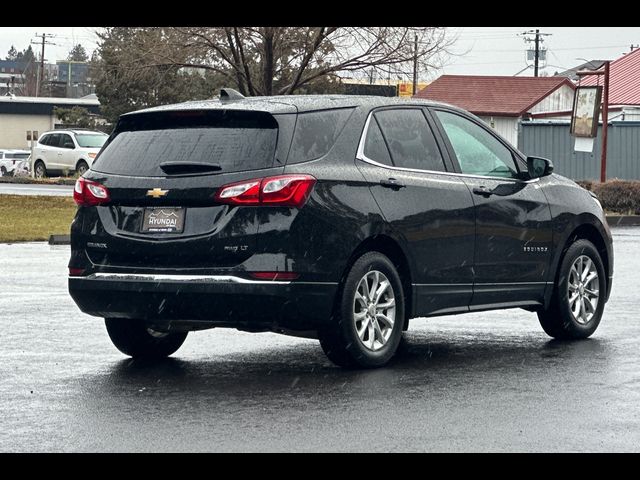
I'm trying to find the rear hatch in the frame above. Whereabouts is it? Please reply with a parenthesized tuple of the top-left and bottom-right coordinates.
(81, 108, 296, 272)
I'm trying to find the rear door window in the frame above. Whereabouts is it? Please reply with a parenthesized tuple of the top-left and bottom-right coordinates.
(92, 111, 279, 177)
(47, 134, 62, 148)
(374, 109, 446, 172)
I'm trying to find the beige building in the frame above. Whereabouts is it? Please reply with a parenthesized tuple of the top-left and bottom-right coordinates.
(0, 95, 101, 149)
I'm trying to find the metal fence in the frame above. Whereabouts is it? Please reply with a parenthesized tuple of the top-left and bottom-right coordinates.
(518, 121, 640, 181)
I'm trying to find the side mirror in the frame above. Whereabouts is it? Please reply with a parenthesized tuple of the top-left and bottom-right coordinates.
(63, 142, 75, 149)
(527, 156, 554, 178)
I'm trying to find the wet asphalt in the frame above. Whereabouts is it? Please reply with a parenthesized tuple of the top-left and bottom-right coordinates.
(1, 228, 639, 452)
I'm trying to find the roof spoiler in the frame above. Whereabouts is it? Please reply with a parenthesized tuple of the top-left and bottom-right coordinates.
(219, 88, 245, 104)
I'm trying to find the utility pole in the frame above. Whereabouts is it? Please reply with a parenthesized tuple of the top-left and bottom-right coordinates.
(520, 29, 551, 77)
(534, 29, 540, 77)
(412, 33, 418, 95)
(31, 33, 56, 97)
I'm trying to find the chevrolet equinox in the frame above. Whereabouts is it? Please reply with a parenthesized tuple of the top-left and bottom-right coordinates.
(68, 90, 613, 368)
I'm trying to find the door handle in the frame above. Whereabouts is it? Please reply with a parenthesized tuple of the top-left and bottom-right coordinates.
(472, 186, 494, 197)
(380, 178, 406, 190)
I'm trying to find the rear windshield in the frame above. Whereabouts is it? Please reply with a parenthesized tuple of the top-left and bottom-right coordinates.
(92, 111, 278, 177)
(76, 134, 107, 148)
(6, 153, 29, 159)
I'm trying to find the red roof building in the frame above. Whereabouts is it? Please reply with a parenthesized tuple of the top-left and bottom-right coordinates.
(414, 75, 576, 145)
(580, 47, 640, 118)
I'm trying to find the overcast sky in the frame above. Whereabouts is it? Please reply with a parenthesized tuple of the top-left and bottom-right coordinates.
(1, 26, 639, 79)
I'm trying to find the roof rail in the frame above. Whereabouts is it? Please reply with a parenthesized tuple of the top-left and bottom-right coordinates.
(219, 88, 245, 104)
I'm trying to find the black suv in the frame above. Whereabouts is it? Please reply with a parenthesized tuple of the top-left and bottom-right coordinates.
(69, 91, 613, 368)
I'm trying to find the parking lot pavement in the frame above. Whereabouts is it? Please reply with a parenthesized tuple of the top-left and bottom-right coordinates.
(0, 182, 73, 196)
(1, 228, 639, 452)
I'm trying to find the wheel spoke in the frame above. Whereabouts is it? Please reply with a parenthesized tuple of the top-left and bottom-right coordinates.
(377, 299, 396, 310)
(354, 310, 367, 321)
(376, 313, 394, 329)
(584, 288, 599, 297)
(584, 272, 598, 286)
(572, 297, 581, 317)
(369, 272, 379, 301)
(581, 258, 593, 281)
(579, 298, 586, 322)
(568, 283, 578, 292)
(569, 266, 580, 284)
(373, 319, 385, 345)
(355, 291, 367, 306)
(367, 322, 376, 349)
(584, 296, 596, 314)
(357, 318, 369, 339)
(568, 293, 580, 306)
(360, 277, 370, 301)
(374, 280, 390, 304)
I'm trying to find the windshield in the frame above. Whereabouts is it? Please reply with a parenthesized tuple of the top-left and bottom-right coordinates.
(75, 134, 108, 148)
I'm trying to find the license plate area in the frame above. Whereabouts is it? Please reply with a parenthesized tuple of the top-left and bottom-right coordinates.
(140, 207, 185, 233)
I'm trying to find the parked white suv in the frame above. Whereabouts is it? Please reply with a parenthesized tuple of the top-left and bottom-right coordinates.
(33, 129, 108, 178)
(0, 149, 31, 176)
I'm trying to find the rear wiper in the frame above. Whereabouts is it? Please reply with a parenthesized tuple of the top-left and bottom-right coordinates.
(159, 161, 223, 175)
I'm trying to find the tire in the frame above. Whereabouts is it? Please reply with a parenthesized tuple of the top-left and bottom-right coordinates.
(34, 161, 47, 179)
(319, 252, 405, 368)
(105, 318, 188, 359)
(76, 160, 89, 176)
(538, 239, 606, 340)
(0, 166, 6, 176)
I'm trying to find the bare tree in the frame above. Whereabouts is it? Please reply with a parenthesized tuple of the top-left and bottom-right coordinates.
(103, 27, 454, 96)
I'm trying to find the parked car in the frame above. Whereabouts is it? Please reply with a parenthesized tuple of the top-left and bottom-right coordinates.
(0, 149, 30, 176)
(33, 129, 108, 178)
(68, 91, 613, 368)
(12, 157, 31, 177)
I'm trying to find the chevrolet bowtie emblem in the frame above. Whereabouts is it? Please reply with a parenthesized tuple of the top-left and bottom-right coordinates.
(146, 188, 168, 198)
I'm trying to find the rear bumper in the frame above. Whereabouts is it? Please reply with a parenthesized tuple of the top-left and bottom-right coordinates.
(69, 273, 338, 331)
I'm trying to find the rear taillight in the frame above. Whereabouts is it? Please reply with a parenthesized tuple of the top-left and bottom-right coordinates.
(73, 177, 110, 206)
(69, 267, 85, 276)
(214, 174, 316, 208)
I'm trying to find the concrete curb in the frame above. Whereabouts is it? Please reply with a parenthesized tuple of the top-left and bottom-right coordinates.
(606, 215, 640, 227)
(49, 235, 71, 245)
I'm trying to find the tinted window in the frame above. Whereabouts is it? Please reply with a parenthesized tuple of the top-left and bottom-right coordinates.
(39, 135, 52, 146)
(47, 134, 62, 148)
(6, 153, 29, 159)
(93, 111, 278, 177)
(60, 134, 74, 148)
(435, 110, 519, 178)
(374, 109, 446, 171)
(363, 117, 392, 166)
(75, 134, 108, 148)
(288, 108, 353, 163)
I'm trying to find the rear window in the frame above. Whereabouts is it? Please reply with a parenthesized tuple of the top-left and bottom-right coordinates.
(92, 111, 279, 177)
(288, 108, 354, 163)
(6, 153, 29, 159)
(75, 134, 107, 148)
